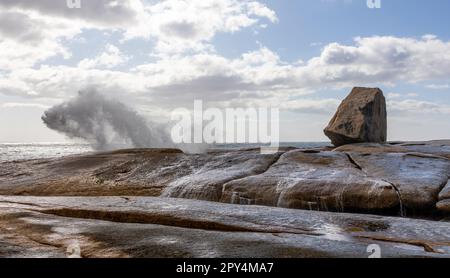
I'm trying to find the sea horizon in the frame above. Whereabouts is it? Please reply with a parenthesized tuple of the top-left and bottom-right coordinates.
(0, 141, 334, 162)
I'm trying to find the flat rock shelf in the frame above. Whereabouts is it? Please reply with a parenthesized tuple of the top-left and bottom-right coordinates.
(1, 141, 450, 258)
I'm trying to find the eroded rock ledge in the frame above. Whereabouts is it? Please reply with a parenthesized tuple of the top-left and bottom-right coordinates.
(1, 141, 449, 217)
(0, 196, 449, 258)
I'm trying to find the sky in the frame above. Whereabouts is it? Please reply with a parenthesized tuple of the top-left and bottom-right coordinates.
(1, 0, 450, 143)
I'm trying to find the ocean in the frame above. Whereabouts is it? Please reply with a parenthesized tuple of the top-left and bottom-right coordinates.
(0, 142, 330, 162)
(0, 143, 93, 162)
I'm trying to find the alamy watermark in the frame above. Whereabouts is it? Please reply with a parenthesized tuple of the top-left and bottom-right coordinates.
(367, 244, 381, 258)
(171, 100, 280, 154)
(367, 0, 381, 9)
(67, 0, 81, 9)
(66, 241, 81, 258)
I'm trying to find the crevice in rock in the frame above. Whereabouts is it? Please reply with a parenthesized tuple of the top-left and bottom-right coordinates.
(355, 235, 444, 254)
(345, 153, 363, 171)
(39, 208, 323, 237)
(437, 179, 450, 197)
(24, 234, 63, 250)
(219, 150, 287, 201)
(163, 150, 290, 202)
(345, 153, 405, 217)
(0, 172, 13, 177)
(400, 143, 426, 147)
(405, 153, 448, 160)
(380, 179, 405, 218)
(254, 150, 286, 176)
(0, 200, 48, 208)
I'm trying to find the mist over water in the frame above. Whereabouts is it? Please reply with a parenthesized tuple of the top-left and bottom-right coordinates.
(41, 90, 173, 151)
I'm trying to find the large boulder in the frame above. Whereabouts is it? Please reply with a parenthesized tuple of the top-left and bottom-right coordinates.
(324, 87, 387, 147)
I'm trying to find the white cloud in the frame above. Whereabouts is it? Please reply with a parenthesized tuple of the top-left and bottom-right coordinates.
(2, 1, 450, 143)
(425, 84, 449, 90)
(0, 1, 140, 70)
(125, 0, 278, 55)
(1, 102, 50, 109)
(388, 99, 450, 115)
(3, 34, 450, 113)
(0, 0, 277, 69)
(387, 93, 402, 99)
(246, 2, 278, 23)
(300, 35, 450, 88)
(310, 42, 323, 47)
(0, 0, 139, 28)
(78, 44, 129, 69)
(3, 1, 449, 93)
(0, 65, 143, 100)
(128, 35, 450, 101)
(0, 9, 75, 70)
(280, 98, 340, 114)
(1, 0, 450, 128)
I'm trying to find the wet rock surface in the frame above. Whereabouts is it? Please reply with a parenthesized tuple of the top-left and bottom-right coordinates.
(333, 142, 450, 214)
(439, 180, 450, 200)
(346, 152, 449, 213)
(0, 148, 283, 200)
(1, 141, 450, 257)
(334, 141, 450, 159)
(437, 200, 450, 213)
(438, 181, 450, 213)
(398, 140, 450, 159)
(0, 196, 449, 258)
(1, 142, 450, 216)
(221, 150, 400, 213)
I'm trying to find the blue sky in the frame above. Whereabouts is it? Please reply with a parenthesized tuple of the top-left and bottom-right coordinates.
(1, 0, 450, 143)
(216, 0, 450, 59)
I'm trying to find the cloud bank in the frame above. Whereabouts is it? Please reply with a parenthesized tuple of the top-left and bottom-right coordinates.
(1, 0, 450, 142)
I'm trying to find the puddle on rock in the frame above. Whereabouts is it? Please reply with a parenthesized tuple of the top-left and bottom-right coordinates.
(313, 223, 353, 242)
(345, 219, 390, 232)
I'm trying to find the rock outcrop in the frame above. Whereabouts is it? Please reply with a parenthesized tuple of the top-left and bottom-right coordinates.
(344, 152, 449, 213)
(0, 196, 449, 258)
(1, 141, 450, 257)
(0, 148, 284, 200)
(221, 150, 400, 213)
(333, 142, 450, 214)
(1, 142, 449, 216)
(397, 140, 450, 160)
(324, 87, 387, 147)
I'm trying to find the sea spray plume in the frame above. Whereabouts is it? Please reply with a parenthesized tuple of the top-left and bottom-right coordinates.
(41, 90, 172, 150)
